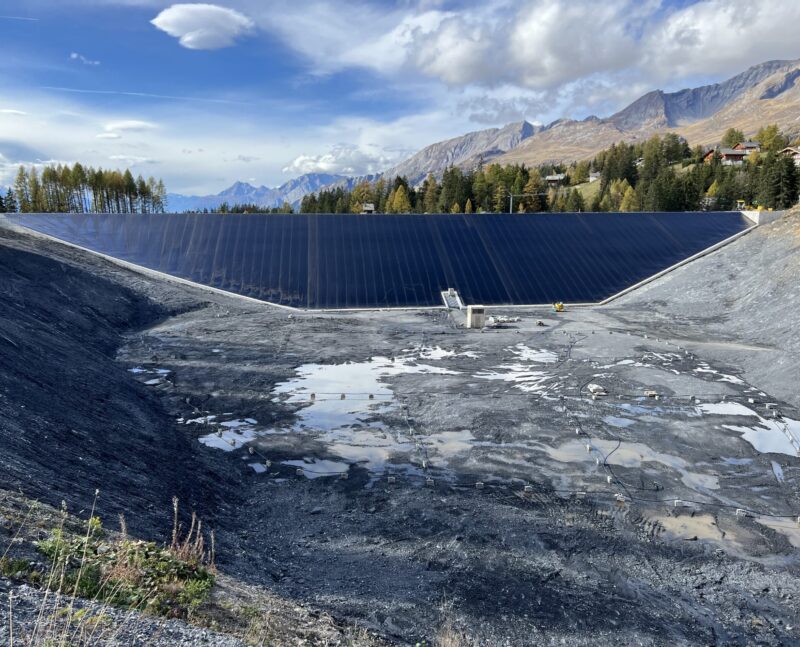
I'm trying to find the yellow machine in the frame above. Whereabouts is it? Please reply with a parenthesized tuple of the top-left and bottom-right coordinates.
(553, 302, 564, 313)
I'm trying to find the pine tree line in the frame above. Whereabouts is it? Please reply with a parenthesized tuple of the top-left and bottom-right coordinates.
(299, 125, 799, 214)
(300, 165, 580, 215)
(2, 164, 167, 214)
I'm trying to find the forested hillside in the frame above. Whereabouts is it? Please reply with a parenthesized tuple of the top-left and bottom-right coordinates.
(300, 126, 799, 214)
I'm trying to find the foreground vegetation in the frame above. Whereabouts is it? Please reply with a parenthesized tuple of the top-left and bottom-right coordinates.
(1, 490, 389, 646)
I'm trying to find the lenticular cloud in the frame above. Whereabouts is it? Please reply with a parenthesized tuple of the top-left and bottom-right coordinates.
(151, 3, 255, 50)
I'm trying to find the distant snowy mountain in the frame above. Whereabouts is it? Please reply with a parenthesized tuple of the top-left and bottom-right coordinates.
(167, 173, 346, 212)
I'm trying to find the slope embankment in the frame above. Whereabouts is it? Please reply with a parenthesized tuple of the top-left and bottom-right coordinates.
(0, 221, 230, 538)
(611, 208, 800, 406)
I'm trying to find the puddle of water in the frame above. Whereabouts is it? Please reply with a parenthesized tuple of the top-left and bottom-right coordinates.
(423, 430, 475, 466)
(185, 415, 217, 424)
(130, 367, 171, 379)
(415, 346, 478, 360)
(323, 427, 415, 471)
(545, 439, 719, 491)
(199, 426, 258, 451)
(475, 363, 553, 394)
(220, 419, 254, 429)
(771, 461, 785, 483)
(508, 344, 558, 363)
(274, 356, 457, 431)
(698, 402, 754, 416)
(698, 401, 800, 457)
(603, 416, 636, 428)
(282, 458, 350, 479)
(722, 457, 753, 466)
(194, 349, 476, 475)
(755, 516, 800, 548)
(724, 419, 800, 457)
(694, 363, 745, 385)
(471, 343, 558, 394)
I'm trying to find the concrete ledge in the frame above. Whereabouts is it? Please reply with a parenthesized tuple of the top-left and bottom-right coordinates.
(742, 210, 786, 225)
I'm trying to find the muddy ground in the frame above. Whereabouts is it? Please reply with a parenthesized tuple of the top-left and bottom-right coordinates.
(1, 214, 800, 645)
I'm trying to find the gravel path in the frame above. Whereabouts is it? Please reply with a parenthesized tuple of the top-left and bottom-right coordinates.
(0, 579, 246, 647)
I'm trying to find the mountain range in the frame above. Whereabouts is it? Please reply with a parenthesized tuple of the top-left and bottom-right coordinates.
(167, 173, 347, 213)
(170, 58, 800, 210)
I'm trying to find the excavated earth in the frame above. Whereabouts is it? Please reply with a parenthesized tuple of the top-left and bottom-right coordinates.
(1, 213, 799, 646)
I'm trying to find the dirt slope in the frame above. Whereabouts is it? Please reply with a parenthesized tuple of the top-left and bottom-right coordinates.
(0, 224, 233, 538)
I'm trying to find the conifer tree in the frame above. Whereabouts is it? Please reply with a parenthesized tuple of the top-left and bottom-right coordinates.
(565, 189, 585, 212)
(619, 186, 638, 212)
(392, 185, 412, 213)
(5, 189, 17, 213)
(14, 166, 30, 212)
(493, 184, 507, 212)
(721, 128, 745, 149)
(421, 174, 439, 213)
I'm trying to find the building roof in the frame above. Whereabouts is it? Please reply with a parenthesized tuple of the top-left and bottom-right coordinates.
(703, 148, 747, 160)
(734, 141, 760, 150)
(545, 174, 566, 181)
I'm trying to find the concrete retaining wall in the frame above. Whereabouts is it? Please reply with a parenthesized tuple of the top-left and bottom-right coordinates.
(742, 210, 786, 225)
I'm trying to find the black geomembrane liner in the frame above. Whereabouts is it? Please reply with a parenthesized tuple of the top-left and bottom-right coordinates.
(8, 212, 751, 309)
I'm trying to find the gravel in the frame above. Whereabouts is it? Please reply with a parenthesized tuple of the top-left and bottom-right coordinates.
(0, 579, 246, 647)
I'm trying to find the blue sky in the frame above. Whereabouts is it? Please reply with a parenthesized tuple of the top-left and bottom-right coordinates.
(0, 0, 798, 194)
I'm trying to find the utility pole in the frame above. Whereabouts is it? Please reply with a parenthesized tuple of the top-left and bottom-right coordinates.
(507, 192, 550, 214)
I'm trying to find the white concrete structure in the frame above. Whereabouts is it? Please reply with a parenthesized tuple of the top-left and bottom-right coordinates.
(742, 210, 786, 225)
(466, 305, 486, 329)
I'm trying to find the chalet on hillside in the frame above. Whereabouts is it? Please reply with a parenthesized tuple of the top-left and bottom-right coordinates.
(545, 173, 566, 187)
(361, 202, 375, 214)
(780, 146, 800, 166)
(733, 141, 761, 154)
(703, 148, 747, 165)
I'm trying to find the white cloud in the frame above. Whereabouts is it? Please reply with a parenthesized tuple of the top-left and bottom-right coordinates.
(0, 109, 27, 115)
(70, 52, 101, 66)
(96, 132, 122, 139)
(642, 0, 800, 80)
(151, 3, 255, 50)
(109, 154, 157, 165)
(283, 144, 393, 176)
(104, 120, 157, 132)
(282, 109, 471, 176)
(245, 0, 650, 91)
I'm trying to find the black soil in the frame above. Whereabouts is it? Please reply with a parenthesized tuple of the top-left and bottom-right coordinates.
(0, 227, 232, 538)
